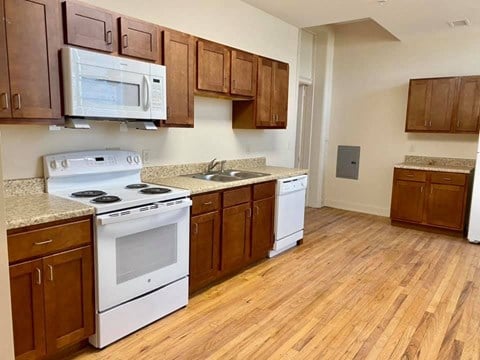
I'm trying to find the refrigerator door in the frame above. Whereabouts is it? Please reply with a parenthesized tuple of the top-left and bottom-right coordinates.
(468, 153, 480, 243)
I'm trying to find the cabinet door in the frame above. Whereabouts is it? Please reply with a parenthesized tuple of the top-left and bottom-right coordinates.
(427, 78, 457, 131)
(426, 184, 466, 230)
(221, 203, 251, 275)
(197, 40, 230, 94)
(406, 79, 429, 131)
(119, 17, 159, 61)
(391, 180, 426, 223)
(10, 260, 46, 360)
(454, 76, 480, 133)
(272, 61, 289, 128)
(231, 50, 257, 97)
(5, 0, 61, 119)
(0, 0, 11, 118)
(64, 1, 115, 52)
(43, 246, 94, 353)
(251, 197, 274, 263)
(163, 30, 195, 127)
(256, 58, 274, 127)
(190, 211, 221, 293)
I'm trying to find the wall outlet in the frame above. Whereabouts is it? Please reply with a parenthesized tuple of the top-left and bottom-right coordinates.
(142, 149, 151, 164)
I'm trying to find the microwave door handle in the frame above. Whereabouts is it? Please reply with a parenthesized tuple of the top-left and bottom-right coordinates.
(143, 75, 151, 111)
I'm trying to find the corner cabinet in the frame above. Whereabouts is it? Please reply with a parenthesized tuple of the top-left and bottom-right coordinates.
(189, 181, 275, 294)
(8, 216, 94, 360)
(232, 58, 289, 129)
(391, 169, 471, 234)
(0, 0, 61, 123)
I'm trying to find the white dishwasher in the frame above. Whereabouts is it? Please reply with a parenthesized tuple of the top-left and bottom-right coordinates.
(269, 175, 308, 258)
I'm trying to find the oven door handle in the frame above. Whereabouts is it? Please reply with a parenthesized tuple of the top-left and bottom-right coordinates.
(97, 198, 192, 226)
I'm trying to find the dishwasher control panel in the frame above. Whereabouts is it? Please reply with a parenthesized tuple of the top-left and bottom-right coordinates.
(277, 175, 308, 194)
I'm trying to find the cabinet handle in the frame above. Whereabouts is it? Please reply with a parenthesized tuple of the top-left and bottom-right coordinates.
(193, 223, 198, 235)
(406, 174, 414, 177)
(13, 94, 21, 110)
(1, 93, 8, 110)
(246, 208, 252, 218)
(123, 34, 128, 48)
(106, 30, 113, 45)
(429, 120, 432, 127)
(47, 265, 54, 282)
(35, 268, 42, 285)
(421, 186, 424, 193)
(457, 120, 461, 128)
(232, 79, 236, 89)
(443, 178, 452, 181)
(34, 239, 53, 246)
(202, 201, 213, 206)
(255, 205, 260, 215)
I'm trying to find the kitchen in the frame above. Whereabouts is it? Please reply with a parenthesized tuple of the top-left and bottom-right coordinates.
(1, 0, 480, 359)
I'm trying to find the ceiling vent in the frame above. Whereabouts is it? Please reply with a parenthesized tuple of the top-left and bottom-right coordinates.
(448, 19, 471, 28)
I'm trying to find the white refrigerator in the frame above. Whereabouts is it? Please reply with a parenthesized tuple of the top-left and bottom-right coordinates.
(469, 141, 480, 243)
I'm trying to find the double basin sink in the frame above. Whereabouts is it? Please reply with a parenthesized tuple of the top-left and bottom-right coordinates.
(185, 170, 270, 183)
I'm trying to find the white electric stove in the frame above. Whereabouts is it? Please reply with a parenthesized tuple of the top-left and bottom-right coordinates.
(44, 150, 191, 348)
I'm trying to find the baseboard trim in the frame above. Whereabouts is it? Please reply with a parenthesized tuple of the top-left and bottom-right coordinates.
(324, 199, 390, 217)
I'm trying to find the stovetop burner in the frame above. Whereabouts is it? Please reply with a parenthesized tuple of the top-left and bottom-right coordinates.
(72, 190, 107, 198)
(140, 187, 172, 195)
(126, 183, 149, 189)
(92, 195, 122, 204)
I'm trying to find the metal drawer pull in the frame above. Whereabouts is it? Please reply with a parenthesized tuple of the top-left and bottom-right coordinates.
(247, 208, 252, 218)
(421, 186, 424, 193)
(1, 93, 8, 109)
(106, 30, 113, 45)
(202, 201, 213, 206)
(123, 34, 128, 48)
(193, 223, 198, 235)
(255, 206, 260, 215)
(35, 268, 42, 285)
(47, 265, 54, 281)
(406, 174, 414, 177)
(443, 178, 452, 181)
(13, 94, 21, 110)
(34, 239, 53, 246)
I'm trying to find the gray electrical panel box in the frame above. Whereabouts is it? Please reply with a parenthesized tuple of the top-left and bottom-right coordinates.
(336, 146, 360, 180)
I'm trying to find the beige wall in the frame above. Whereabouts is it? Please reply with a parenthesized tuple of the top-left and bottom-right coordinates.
(0, 133, 14, 359)
(324, 21, 479, 216)
(0, 0, 299, 180)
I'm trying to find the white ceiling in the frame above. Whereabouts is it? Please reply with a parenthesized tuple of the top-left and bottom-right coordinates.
(241, 0, 480, 39)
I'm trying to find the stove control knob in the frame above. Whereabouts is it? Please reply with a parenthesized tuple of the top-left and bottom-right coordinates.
(127, 156, 133, 164)
(134, 156, 140, 164)
(50, 160, 58, 170)
(61, 159, 69, 168)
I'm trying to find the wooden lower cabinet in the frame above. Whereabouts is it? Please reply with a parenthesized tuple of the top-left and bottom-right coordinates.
(189, 211, 221, 293)
(8, 217, 94, 360)
(390, 169, 470, 233)
(221, 202, 251, 276)
(189, 181, 276, 293)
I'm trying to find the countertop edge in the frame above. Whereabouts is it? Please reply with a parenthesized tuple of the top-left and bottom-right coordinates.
(394, 164, 474, 174)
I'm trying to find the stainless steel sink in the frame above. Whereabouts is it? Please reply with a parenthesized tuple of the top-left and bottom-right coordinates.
(185, 169, 270, 182)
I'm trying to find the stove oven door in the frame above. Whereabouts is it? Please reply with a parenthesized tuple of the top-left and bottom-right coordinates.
(95, 199, 191, 312)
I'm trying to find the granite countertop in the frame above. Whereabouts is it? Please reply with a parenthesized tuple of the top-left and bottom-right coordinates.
(394, 163, 474, 174)
(147, 166, 309, 195)
(5, 194, 95, 231)
(394, 155, 475, 174)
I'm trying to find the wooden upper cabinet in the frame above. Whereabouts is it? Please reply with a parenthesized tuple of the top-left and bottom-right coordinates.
(231, 50, 257, 97)
(43, 246, 94, 353)
(272, 61, 289, 127)
(454, 76, 480, 133)
(0, 0, 11, 119)
(10, 259, 46, 360)
(4, 0, 61, 120)
(256, 58, 274, 127)
(119, 17, 159, 62)
(64, 0, 115, 52)
(406, 77, 458, 132)
(197, 40, 230, 94)
(163, 30, 195, 127)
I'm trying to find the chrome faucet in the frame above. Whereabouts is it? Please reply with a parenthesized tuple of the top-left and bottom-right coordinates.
(206, 158, 219, 173)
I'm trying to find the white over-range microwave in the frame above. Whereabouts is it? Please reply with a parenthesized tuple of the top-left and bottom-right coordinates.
(62, 47, 166, 121)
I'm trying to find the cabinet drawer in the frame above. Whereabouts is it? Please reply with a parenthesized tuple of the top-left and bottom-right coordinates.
(191, 192, 221, 216)
(8, 219, 92, 263)
(253, 181, 276, 201)
(395, 169, 427, 182)
(430, 172, 467, 186)
(223, 186, 252, 208)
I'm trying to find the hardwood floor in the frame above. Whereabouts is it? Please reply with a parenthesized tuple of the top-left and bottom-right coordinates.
(71, 207, 480, 359)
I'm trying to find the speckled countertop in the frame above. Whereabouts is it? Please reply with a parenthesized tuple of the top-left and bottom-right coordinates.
(395, 156, 475, 174)
(146, 166, 309, 195)
(5, 194, 94, 231)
